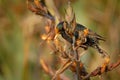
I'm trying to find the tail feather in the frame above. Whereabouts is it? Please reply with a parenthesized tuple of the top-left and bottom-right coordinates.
(96, 34, 106, 41)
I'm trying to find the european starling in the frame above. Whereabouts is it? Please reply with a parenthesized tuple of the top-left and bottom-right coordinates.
(56, 21, 107, 57)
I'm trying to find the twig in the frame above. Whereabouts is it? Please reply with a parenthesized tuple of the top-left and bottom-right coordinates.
(40, 59, 70, 80)
(27, 0, 55, 21)
(83, 59, 120, 80)
(72, 36, 81, 80)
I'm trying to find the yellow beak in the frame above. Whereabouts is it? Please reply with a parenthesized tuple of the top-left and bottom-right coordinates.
(55, 28, 60, 34)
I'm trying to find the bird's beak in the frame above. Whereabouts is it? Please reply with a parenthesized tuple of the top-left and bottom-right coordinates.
(55, 28, 60, 34)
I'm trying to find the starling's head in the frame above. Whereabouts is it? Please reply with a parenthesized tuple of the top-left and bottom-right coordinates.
(56, 21, 75, 36)
(56, 21, 68, 34)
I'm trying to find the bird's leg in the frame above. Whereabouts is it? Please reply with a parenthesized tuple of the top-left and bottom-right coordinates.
(95, 45, 110, 73)
(52, 59, 72, 80)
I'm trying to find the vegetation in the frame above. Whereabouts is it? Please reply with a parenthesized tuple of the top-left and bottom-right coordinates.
(0, 0, 120, 80)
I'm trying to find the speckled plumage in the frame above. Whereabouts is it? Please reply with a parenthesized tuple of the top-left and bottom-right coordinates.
(56, 21, 105, 50)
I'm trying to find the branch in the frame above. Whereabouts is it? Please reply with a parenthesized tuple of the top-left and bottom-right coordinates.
(40, 59, 70, 80)
(27, 0, 55, 21)
(83, 59, 120, 80)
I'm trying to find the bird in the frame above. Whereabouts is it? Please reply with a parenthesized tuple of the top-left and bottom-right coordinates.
(55, 21, 108, 58)
(55, 3, 110, 74)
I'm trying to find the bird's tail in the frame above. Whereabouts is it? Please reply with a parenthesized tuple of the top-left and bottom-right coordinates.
(96, 34, 106, 41)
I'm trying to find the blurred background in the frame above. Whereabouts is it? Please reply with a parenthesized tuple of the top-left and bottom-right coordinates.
(0, 0, 120, 80)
